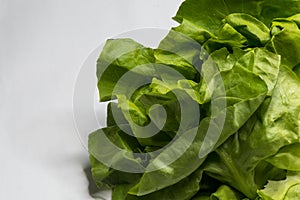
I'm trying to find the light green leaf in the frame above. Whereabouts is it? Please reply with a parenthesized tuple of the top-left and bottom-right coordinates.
(258, 171, 300, 200)
(266, 143, 300, 171)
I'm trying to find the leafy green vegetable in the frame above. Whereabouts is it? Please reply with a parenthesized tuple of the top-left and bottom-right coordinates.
(88, 0, 300, 199)
(266, 143, 300, 171)
(257, 171, 300, 200)
(211, 185, 244, 200)
(266, 14, 300, 69)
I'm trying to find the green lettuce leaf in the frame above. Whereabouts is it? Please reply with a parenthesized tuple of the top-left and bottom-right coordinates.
(266, 14, 300, 69)
(258, 171, 300, 200)
(97, 39, 155, 101)
(89, 1, 300, 199)
(266, 143, 300, 171)
(203, 66, 300, 198)
(174, 0, 300, 34)
(129, 50, 271, 196)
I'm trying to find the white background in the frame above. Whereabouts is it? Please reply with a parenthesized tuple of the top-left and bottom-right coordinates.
(0, 0, 184, 199)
